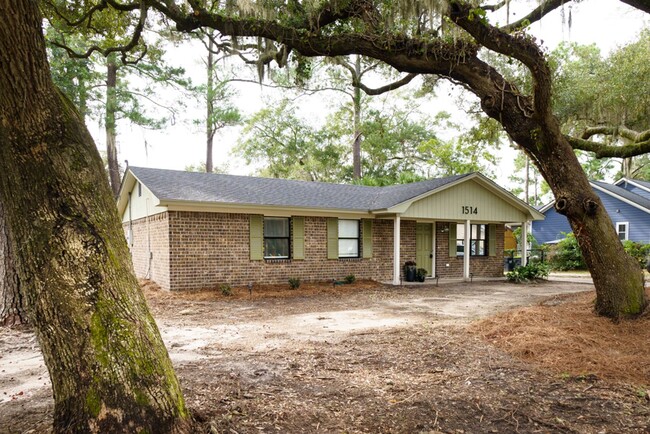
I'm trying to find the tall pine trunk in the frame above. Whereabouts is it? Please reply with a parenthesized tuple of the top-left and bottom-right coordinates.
(105, 54, 121, 196)
(352, 55, 362, 179)
(0, 200, 25, 326)
(206, 35, 215, 173)
(0, 1, 190, 431)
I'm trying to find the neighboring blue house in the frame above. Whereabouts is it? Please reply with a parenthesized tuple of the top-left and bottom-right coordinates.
(532, 178, 650, 244)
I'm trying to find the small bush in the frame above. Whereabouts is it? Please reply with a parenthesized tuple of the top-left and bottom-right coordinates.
(622, 240, 650, 268)
(344, 274, 356, 284)
(288, 277, 301, 289)
(549, 232, 586, 271)
(416, 268, 428, 282)
(506, 262, 550, 283)
(220, 284, 232, 296)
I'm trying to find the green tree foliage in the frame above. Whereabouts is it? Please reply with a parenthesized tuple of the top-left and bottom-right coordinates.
(551, 31, 650, 177)
(44, 5, 190, 194)
(238, 96, 499, 184)
(235, 99, 348, 182)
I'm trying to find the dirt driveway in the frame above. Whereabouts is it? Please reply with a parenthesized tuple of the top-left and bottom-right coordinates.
(2, 279, 649, 433)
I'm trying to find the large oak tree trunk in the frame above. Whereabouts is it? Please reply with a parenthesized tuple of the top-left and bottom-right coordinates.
(0, 1, 190, 432)
(529, 135, 646, 317)
(0, 200, 25, 326)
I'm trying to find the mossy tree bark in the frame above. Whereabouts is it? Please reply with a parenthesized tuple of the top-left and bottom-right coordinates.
(0, 0, 190, 432)
(152, 0, 647, 318)
(0, 200, 25, 327)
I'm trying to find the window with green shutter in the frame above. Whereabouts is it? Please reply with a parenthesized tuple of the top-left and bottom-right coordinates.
(249, 215, 263, 260)
(489, 224, 497, 256)
(362, 219, 373, 258)
(292, 217, 305, 260)
(327, 218, 339, 259)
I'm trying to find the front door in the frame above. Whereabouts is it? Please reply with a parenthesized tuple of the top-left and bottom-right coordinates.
(416, 223, 433, 276)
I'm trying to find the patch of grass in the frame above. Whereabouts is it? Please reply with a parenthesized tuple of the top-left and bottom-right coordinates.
(219, 284, 232, 296)
(288, 277, 301, 290)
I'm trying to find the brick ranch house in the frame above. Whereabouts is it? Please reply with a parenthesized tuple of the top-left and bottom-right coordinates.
(117, 167, 544, 291)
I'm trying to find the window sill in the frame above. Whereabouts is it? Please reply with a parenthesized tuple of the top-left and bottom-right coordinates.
(338, 257, 362, 261)
(264, 258, 291, 263)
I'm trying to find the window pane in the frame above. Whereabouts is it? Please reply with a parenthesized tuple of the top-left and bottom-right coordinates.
(456, 241, 464, 256)
(264, 238, 289, 258)
(471, 225, 478, 238)
(457, 224, 464, 238)
(475, 240, 485, 256)
(339, 220, 359, 237)
(478, 225, 486, 240)
(264, 217, 289, 237)
(339, 239, 359, 257)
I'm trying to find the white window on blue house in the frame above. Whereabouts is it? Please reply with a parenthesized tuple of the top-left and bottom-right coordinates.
(338, 219, 360, 258)
(616, 222, 629, 241)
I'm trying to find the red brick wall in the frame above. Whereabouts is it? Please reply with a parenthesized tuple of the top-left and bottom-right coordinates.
(435, 222, 504, 278)
(124, 213, 170, 289)
(165, 212, 396, 291)
(123, 213, 505, 290)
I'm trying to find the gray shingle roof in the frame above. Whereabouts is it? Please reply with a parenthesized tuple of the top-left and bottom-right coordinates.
(129, 166, 470, 211)
(591, 180, 650, 210)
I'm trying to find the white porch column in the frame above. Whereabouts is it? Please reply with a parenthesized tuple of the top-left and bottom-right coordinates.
(393, 214, 401, 285)
(521, 220, 529, 266)
(464, 219, 471, 280)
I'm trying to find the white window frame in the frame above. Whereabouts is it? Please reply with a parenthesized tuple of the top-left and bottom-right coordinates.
(616, 221, 629, 241)
(338, 219, 360, 258)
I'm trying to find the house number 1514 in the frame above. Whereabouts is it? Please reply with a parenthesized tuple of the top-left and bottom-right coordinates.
(462, 206, 478, 215)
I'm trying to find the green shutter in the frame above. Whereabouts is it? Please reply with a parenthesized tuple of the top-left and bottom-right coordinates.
(292, 217, 305, 260)
(250, 215, 263, 260)
(489, 224, 497, 256)
(362, 219, 373, 259)
(448, 223, 457, 257)
(327, 218, 339, 259)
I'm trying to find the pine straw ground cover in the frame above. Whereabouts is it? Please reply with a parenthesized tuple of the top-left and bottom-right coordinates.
(469, 290, 650, 389)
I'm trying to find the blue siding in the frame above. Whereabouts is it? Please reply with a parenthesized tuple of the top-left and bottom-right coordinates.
(533, 190, 650, 244)
(597, 192, 650, 243)
(532, 206, 572, 244)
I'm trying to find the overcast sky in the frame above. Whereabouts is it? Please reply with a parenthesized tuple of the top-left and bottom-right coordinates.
(90, 0, 649, 187)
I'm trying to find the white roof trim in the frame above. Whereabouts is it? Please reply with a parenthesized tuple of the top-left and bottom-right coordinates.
(613, 177, 650, 194)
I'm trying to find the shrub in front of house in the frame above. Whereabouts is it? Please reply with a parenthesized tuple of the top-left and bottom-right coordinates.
(548, 232, 586, 271)
(220, 284, 232, 296)
(506, 262, 550, 282)
(622, 240, 650, 268)
(344, 274, 356, 284)
(288, 277, 301, 289)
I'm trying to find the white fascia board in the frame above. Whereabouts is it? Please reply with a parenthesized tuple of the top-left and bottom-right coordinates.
(162, 199, 374, 218)
(613, 177, 650, 194)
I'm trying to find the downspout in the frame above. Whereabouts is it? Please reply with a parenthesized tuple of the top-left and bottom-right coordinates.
(128, 191, 133, 248)
(393, 214, 401, 285)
